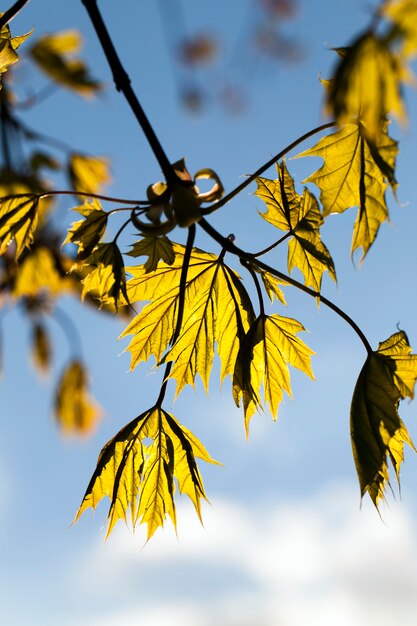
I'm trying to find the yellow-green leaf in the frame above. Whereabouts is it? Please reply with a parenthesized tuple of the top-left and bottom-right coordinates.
(128, 234, 175, 272)
(0, 195, 39, 259)
(325, 32, 406, 136)
(0, 21, 31, 82)
(73, 242, 127, 309)
(74, 406, 218, 539)
(298, 123, 398, 260)
(13, 246, 67, 298)
(233, 314, 315, 432)
(350, 331, 417, 506)
(29, 30, 101, 96)
(120, 244, 254, 390)
(64, 199, 108, 260)
(55, 360, 101, 437)
(68, 154, 111, 195)
(382, 0, 417, 58)
(256, 162, 336, 290)
(255, 266, 287, 305)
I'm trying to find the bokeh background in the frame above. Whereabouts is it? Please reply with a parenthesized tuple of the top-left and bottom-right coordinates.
(2, 1, 417, 624)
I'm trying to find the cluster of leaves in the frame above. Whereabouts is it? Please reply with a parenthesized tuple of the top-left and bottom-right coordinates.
(2, 0, 417, 542)
(0, 24, 109, 436)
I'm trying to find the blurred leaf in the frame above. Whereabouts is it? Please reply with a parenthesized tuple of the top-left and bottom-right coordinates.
(64, 199, 108, 260)
(68, 154, 111, 195)
(0, 195, 39, 259)
(233, 313, 315, 432)
(178, 35, 217, 66)
(298, 122, 398, 260)
(128, 234, 175, 273)
(325, 32, 406, 137)
(382, 0, 417, 58)
(351, 331, 417, 506)
(31, 321, 51, 375)
(55, 359, 100, 437)
(29, 152, 61, 173)
(29, 30, 102, 96)
(13, 246, 67, 298)
(74, 406, 218, 539)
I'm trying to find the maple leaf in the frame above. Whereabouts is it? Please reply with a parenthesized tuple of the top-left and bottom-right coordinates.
(64, 199, 108, 260)
(325, 32, 406, 136)
(13, 246, 67, 298)
(298, 123, 398, 260)
(0, 195, 39, 259)
(120, 243, 254, 389)
(29, 30, 101, 96)
(74, 406, 218, 539)
(255, 267, 287, 305)
(255, 162, 336, 291)
(233, 313, 315, 432)
(68, 154, 111, 195)
(55, 360, 101, 437)
(73, 242, 127, 309)
(128, 234, 175, 273)
(0, 21, 31, 83)
(351, 331, 417, 506)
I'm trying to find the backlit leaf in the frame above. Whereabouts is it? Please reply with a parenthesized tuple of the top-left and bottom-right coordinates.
(55, 360, 101, 437)
(120, 244, 254, 389)
(350, 331, 417, 506)
(382, 0, 417, 58)
(73, 242, 127, 309)
(0, 21, 31, 82)
(13, 246, 66, 298)
(298, 122, 398, 260)
(128, 234, 175, 272)
(74, 406, 218, 539)
(233, 313, 315, 432)
(0, 195, 39, 259)
(325, 32, 406, 136)
(255, 266, 287, 305)
(256, 162, 336, 291)
(64, 199, 108, 260)
(68, 154, 111, 195)
(29, 30, 101, 96)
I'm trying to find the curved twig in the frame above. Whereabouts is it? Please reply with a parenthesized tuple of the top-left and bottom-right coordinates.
(81, 0, 177, 187)
(199, 217, 372, 354)
(201, 121, 337, 215)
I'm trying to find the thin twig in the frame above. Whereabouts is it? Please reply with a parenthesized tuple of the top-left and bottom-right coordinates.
(252, 232, 292, 258)
(199, 217, 373, 354)
(201, 121, 337, 215)
(81, 0, 177, 186)
(0, 191, 148, 205)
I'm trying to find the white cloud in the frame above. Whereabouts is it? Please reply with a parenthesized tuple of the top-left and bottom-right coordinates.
(70, 483, 417, 626)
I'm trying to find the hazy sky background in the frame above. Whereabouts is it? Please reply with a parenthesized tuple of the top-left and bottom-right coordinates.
(2, 1, 417, 625)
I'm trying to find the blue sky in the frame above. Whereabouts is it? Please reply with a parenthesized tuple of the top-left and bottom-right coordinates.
(2, 1, 417, 625)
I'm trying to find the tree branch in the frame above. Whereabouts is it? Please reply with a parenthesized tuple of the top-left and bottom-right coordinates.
(0, 0, 30, 28)
(81, 0, 177, 186)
